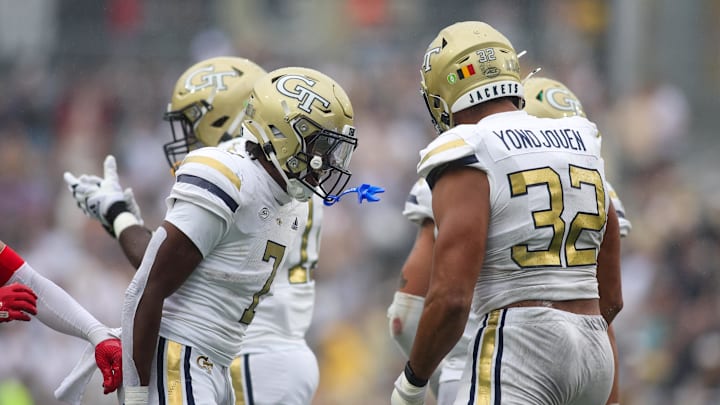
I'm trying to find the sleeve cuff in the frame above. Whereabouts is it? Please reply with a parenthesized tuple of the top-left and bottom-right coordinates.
(0, 245, 25, 285)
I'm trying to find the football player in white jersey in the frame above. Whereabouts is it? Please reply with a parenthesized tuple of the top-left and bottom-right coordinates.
(68, 63, 357, 405)
(0, 240, 123, 395)
(388, 75, 633, 405)
(66, 57, 329, 405)
(390, 74, 634, 405)
(390, 78, 634, 405)
(391, 21, 622, 405)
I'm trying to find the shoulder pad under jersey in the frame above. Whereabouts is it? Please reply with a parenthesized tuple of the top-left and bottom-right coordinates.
(169, 146, 250, 222)
(606, 181, 632, 237)
(402, 178, 433, 225)
(417, 129, 476, 185)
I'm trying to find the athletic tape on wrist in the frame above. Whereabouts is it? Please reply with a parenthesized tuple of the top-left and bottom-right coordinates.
(113, 212, 141, 238)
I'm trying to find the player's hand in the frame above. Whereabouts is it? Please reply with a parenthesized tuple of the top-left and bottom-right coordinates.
(0, 283, 38, 322)
(123, 385, 149, 405)
(391, 364, 427, 405)
(94, 338, 123, 394)
(64, 155, 143, 237)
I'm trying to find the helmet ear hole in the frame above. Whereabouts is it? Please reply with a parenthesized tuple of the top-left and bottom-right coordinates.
(212, 116, 229, 128)
(269, 125, 287, 139)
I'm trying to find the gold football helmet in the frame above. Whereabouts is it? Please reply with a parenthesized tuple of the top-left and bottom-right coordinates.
(421, 21, 523, 133)
(163, 56, 267, 170)
(243, 67, 357, 202)
(523, 76, 585, 118)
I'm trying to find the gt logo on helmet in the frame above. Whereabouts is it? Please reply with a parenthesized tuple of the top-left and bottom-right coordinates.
(276, 74, 330, 114)
(546, 87, 582, 114)
(184, 66, 238, 92)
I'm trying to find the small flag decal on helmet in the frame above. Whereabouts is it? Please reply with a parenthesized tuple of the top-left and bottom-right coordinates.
(456, 64, 476, 80)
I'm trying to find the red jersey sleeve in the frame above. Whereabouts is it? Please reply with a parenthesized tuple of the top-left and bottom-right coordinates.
(0, 245, 26, 285)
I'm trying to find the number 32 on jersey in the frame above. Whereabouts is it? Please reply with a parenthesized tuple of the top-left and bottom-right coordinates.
(508, 164, 606, 268)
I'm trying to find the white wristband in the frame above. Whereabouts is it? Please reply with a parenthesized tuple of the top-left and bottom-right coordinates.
(124, 386, 149, 405)
(113, 211, 141, 238)
(87, 326, 115, 346)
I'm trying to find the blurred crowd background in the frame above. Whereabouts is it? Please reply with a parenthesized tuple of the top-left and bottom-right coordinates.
(0, 0, 719, 404)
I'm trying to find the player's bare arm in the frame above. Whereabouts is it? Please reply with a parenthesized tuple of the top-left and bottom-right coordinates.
(398, 219, 435, 296)
(408, 166, 490, 380)
(118, 225, 153, 269)
(600, 204, 623, 404)
(133, 220, 203, 385)
(597, 202, 623, 325)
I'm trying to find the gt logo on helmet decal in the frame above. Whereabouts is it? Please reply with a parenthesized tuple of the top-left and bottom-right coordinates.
(184, 66, 238, 92)
(546, 87, 582, 114)
(276, 74, 331, 114)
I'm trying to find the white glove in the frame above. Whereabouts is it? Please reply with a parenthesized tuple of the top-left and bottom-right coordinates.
(391, 365, 427, 405)
(64, 155, 143, 238)
(123, 187, 143, 225)
(123, 385, 148, 405)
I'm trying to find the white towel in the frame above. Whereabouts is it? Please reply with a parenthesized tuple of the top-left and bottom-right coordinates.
(54, 328, 122, 405)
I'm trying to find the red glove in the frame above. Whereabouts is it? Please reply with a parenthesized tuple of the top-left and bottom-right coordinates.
(0, 282, 37, 322)
(95, 338, 123, 394)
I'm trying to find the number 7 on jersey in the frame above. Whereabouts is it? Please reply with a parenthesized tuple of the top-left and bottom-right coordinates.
(240, 240, 286, 324)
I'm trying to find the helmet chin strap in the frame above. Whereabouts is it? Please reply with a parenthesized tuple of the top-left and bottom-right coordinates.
(288, 156, 322, 202)
(286, 179, 313, 202)
(225, 108, 246, 138)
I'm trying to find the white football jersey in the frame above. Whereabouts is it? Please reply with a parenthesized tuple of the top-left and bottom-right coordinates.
(159, 137, 304, 366)
(241, 194, 323, 353)
(418, 110, 609, 317)
(402, 178, 433, 226)
(606, 181, 632, 237)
